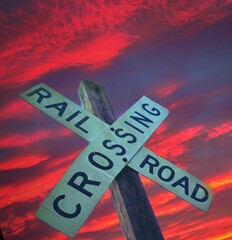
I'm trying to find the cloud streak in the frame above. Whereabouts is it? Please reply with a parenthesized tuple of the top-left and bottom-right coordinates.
(0, 0, 231, 89)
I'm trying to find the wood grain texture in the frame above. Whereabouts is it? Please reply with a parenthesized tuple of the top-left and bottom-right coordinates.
(78, 80, 164, 240)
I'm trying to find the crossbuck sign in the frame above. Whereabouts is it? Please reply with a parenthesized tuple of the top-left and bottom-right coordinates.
(20, 83, 213, 238)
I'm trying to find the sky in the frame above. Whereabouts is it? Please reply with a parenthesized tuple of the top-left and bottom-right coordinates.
(0, 0, 232, 239)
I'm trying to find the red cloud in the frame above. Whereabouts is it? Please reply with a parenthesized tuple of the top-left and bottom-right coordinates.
(0, 99, 36, 122)
(80, 211, 120, 234)
(0, 1, 231, 89)
(146, 125, 205, 160)
(206, 121, 232, 140)
(0, 154, 49, 170)
(1, 152, 230, 239)
(147, 80, 184, 98)
(1, 212, 37, 238)
(0, 126, 72, 148)
(168, 98, 191, 110)
(0, 150, 81, 208)
(168, 86, 231, 110)
(0, 167, 61, 209)
(0, 130, 52, 148)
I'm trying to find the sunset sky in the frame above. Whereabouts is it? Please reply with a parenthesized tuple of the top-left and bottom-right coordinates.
(0, 1, 232, 239)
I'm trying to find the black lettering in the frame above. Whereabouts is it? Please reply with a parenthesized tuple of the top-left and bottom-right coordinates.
(45, 102, 68, 117)
(66, 110, 81, 122)
(67, 171, 100, 197)
(142, 103, 160, 116)
(89, 152, 113, 170)
(140, 154, 159, 174)
(171, 176, 189, 195)
(191, 183, 209, 202)
(102, 139, 126, 156)
(130, 111, 153, 128)
(158, 166, 175, 182)
(74, 116, 90, 134)
(124, 121, 144, 134)
(27, 87, 52, 103)
(53, 194, 81, 218)
(114, 128, 137, 144)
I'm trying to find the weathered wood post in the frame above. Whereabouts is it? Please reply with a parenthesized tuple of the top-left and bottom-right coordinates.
(78, 80, 164, 240)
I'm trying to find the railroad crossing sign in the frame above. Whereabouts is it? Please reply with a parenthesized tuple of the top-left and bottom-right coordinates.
(20, 82, 213, 238)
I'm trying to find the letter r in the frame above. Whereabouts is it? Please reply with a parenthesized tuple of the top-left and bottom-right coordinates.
(67, 171, 101, 197)
(27, 87, 52, 103)
(140, 154, 159, 174)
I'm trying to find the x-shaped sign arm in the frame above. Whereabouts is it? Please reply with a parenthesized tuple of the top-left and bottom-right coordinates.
(20, 83, 213, 238)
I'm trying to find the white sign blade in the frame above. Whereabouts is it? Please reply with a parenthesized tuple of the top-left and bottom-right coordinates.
(19, 83, 109, 142)
(35, 96, 169, 237)
(128, 148, 213, 212)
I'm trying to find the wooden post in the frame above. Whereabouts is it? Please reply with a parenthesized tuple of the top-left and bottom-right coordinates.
(78, 80, 164, 240)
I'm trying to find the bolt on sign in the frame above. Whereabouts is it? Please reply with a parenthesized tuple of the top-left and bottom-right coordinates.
(20, 82, 213, 238)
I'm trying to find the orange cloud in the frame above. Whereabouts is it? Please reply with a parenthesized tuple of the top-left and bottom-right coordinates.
(140, 174, 154, 186)
(163, 216, 232, 240)
(208, 170, 232, 191)
(207, 231, 232, 240)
